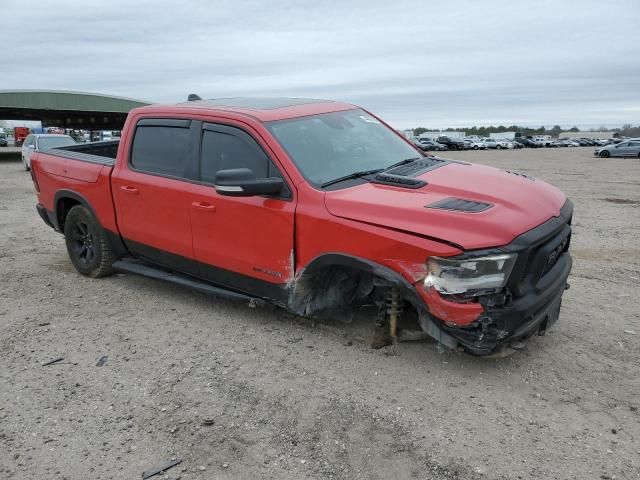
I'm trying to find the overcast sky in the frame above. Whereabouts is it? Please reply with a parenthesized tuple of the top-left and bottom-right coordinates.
(2, 0, 639, 129)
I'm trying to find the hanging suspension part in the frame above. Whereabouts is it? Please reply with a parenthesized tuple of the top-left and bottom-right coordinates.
(387, 287, 402, 342)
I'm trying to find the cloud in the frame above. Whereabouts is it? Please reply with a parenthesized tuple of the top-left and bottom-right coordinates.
(1, 0, 639, 128)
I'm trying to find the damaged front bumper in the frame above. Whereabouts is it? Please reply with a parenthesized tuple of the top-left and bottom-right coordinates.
(437, 252, 572, 355)
(415, 200, 574, 355)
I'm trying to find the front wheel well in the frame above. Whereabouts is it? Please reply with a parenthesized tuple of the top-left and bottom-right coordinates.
(287, 256, 419, 321)
(288, 264, 376, 319)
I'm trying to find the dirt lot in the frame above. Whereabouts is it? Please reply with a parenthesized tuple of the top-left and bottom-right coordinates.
(1, 147, 639, 480)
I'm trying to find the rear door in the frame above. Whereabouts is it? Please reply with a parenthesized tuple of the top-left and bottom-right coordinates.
(112, 118, 200, 274)
(626, 141, 640, 156)
(187, 121, 295, 300)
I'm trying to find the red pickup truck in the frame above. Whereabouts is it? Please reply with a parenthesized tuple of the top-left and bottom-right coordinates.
(30, 97, 572, 356)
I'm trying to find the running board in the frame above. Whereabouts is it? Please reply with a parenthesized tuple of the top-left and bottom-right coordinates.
(112, 259, 261, 304)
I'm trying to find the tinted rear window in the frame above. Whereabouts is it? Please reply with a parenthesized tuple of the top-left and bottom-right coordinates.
(130, 126, 191, 177)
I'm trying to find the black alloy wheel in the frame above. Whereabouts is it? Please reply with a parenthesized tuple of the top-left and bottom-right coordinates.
(69, 220, 96, 267)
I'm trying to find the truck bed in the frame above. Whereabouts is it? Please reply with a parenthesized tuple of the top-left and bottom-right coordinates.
(48, 140, 119, 166)
(31, 140, 120, 236)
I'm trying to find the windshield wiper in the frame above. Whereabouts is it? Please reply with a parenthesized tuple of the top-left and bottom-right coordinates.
(319, 157, 423, 189)
(383, 156, 422, 171)
(320, 168, 384, 188)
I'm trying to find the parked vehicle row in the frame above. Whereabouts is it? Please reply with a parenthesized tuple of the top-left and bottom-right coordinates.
(553, 138, 600, 147)
(415, 136, 524, 151)
(415, 134, 626, 151)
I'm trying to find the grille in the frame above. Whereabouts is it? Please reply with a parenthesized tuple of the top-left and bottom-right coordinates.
(541, 233, 571, 277)
(426, 197, 493, 213)
(516, 226, 571, 289)
(504, 201, 573, 298)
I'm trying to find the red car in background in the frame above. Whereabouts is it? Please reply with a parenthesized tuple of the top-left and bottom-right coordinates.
(14, 126, 30, 146)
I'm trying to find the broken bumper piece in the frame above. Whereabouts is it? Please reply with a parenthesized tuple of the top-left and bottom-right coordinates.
(438, 252, 572, 355)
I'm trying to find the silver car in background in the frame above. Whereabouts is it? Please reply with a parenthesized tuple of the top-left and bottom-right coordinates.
(594, 139, 640, 158)
(21, 134, 76, 170)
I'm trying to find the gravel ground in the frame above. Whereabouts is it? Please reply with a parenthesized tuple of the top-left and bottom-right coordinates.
(1, 147, 639, 480)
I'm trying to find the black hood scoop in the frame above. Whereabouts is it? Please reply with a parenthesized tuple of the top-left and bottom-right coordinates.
(505, 170, 535, 181)
(371, 157, 450, 189)
(386, 157, 448, 177)
(372, 173, 426, 189)
(426, 197, 493, 213)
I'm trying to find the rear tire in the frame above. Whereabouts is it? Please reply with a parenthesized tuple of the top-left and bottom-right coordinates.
(496, 145, 502, 149)
(599, 150, 610, 158)
(64, 205, 115, 278)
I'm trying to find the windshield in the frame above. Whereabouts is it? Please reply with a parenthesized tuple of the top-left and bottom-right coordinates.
(267, 109, 419, 186)
(38, 136, 76, 151)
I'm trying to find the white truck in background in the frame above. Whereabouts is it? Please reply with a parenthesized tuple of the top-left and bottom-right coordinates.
(490, 131, 517, 140)
(533, 135, 553, 147)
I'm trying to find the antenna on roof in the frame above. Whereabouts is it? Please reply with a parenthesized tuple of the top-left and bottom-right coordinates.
(187, 93, 202, 101)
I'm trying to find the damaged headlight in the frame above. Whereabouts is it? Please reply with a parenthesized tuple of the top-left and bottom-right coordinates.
(424, 254, 516, 295)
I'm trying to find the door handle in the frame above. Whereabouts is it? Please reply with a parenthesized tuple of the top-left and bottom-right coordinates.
(120, 185, 139, 194)
(191, 201, 216, 212)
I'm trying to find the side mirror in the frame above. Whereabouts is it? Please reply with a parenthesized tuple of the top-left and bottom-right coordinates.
(214, 168, 283, 197)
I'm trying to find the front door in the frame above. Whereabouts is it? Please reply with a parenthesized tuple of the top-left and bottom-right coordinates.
(613, 142, 630, 156)
(188, 122, 295, 301)
(112, 118, 199, 274)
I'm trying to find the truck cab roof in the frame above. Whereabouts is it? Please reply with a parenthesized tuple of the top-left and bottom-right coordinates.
(135, 97, 357, 122)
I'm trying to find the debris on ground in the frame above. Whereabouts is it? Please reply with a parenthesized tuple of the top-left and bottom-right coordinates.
(141, 459, 182, 479)
(41, 357, 64, 366)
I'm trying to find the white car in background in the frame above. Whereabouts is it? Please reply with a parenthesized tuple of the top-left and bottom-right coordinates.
(21, 134, 76, 171)
(480, 138, 504, 149)
(466, 139, 487, 149)
(533, 135, 553, 147)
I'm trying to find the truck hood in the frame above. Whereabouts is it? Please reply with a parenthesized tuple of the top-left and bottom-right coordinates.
(324, 161, 567, 250)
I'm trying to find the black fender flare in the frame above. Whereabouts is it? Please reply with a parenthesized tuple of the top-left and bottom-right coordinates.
(297, 253, 412, 288)
(53, 189, 99, 232)
(52, 189, 128, 257)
